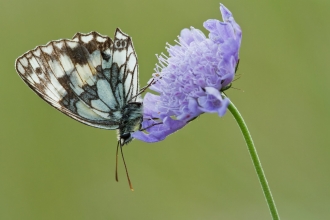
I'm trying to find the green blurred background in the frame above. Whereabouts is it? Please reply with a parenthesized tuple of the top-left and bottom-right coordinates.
(1, 0, 329, 219)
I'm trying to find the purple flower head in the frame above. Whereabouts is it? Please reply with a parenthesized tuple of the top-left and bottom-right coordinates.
(132, 4, 242, 143)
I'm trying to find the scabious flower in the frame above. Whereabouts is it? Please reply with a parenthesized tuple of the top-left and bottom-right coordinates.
(132, 4, 242, 142)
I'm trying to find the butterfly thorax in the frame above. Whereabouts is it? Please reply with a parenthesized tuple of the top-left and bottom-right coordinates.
(117, 101, 143, 146)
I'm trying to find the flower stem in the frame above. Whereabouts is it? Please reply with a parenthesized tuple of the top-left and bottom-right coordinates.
(227, 100, 280, 220)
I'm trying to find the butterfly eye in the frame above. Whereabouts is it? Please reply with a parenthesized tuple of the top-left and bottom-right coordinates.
(120, 133, 131, 140)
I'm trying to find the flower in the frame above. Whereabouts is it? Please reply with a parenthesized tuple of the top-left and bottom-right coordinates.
(132, 4, 242, 142)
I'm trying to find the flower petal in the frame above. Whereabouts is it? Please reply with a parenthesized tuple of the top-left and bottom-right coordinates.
(132, 117, 186, 143)
(197, 87, 229, 116)
(220, 4, 242, 42)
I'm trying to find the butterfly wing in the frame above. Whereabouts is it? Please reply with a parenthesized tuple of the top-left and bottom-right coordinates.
(111, 28, 141, 104)
(15, 30, 137, 129)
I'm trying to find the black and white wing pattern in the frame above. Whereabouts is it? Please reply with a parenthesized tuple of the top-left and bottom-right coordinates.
(15, 28, 141, 130)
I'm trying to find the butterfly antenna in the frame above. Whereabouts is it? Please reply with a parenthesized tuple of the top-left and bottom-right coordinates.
(235, 58, 240, 73)
(230, 87, 244, 92)
(127, 78, 156, 102)
(233, 75, 242, 82)
(139, 121, 163, 132)
(138, 78, 155, 94)
(115, 141, 120, 182)
(120, 144, 134, 191)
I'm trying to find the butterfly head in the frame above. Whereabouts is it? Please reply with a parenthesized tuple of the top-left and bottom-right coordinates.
(117, 102, 143, 146)
(117, 119, 142, 146)
(119, 132, 133, 146)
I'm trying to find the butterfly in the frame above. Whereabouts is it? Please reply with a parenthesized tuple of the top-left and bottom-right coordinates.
(15, 28, 145, 191)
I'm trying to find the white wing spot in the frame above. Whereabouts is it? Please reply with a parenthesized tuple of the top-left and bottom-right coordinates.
(42, 44, 53, 55)
(66, 41, 78, 49)
(33, 48, 41, 56)
(113, 50, 126, 67)
(58, 54, 74, 73)
(96, 36, 107, 42)
(49, 60, 66, 78)
(115, 31, 127, 40)
(127, 43, 134, 55)
(16, 62, 25, 74)
(20, 57, 29, 67)
(53, 41, 65, 50)
(124, 73, 132, 95)
(126, 53, 136, 72)
(75, 64, 95, 86)
(45, 88, 61, 101)
(81, 35, 93, 43)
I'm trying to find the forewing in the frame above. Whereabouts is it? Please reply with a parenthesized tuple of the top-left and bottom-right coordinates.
(112, 29, 141, 105)
(15, 32, 122, 129)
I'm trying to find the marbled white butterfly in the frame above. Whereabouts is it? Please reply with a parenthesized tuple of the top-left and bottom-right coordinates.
(15, 28, 145, 190)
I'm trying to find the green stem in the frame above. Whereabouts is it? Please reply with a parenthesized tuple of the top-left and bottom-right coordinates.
(227, 100, 280, 220)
